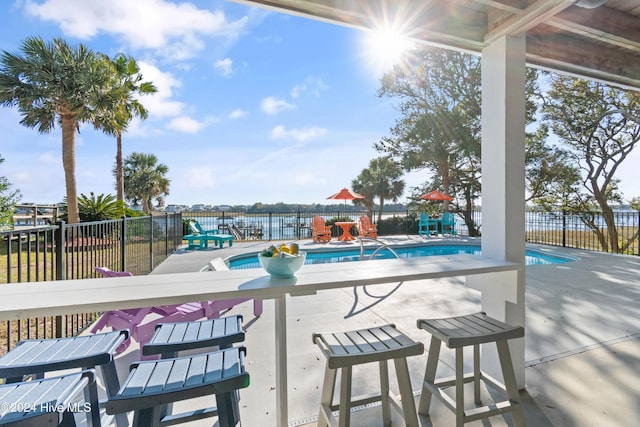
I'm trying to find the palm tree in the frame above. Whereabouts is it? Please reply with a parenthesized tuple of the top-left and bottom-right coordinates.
(0, 37, 117, 224)
(98, 54, 156, 207)
(122, 152, 170, 214)
(352, 157, 405, 222)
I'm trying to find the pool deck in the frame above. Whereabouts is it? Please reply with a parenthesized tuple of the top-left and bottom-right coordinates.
(110, 235, 640, 426)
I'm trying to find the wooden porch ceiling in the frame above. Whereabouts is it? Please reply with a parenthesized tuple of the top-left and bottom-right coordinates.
(231, 0, 640, 90)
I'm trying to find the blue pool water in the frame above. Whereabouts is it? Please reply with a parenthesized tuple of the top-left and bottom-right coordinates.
(227, 244, 574, 269)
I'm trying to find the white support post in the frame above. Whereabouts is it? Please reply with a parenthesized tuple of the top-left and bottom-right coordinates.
(275, 294, 288, 426)
(468, 35, 527, 389)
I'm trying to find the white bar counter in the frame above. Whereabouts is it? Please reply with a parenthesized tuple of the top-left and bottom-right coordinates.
(0, 254, 521, 426)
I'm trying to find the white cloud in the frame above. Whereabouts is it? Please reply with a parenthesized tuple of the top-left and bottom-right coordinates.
(270, 125, 327, 142)
(228, 109, 247, 119)
(24, 0, 248, 60)
(261, 97, 294, 115)
(166, 116, 208, 133)
(214, 58, 233, 77)
(290, 84, 306, 98)
(137, 61, 185, 118)
(291, 77, 328, 98)
(307, 76, 328, 97)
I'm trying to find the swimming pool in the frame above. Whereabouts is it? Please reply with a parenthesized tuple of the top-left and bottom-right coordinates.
(227, 244, 575, 269)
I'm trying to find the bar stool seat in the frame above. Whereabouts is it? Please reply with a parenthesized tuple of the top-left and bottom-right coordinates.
(142, 315, 244, 359)
(313, 324, 424, 427)
(106, 347, 249, 427)
(0, 370, 99, 427)
(0, 330, 129, 427)
(417, 312, 525, 427)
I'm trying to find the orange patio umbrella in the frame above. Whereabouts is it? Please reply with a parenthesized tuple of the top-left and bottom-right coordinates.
(327, 188, 365, 211)
(420, 190, 453, 201)
(421, 189, 453, 214)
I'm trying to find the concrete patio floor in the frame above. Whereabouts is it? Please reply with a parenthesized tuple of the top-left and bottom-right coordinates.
(107, 236, 640, 426)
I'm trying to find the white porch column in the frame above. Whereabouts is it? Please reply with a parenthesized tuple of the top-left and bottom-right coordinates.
(467, 35, 527, 388)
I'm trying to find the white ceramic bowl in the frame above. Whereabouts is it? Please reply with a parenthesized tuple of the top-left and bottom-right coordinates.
(258, 251, 307, 278)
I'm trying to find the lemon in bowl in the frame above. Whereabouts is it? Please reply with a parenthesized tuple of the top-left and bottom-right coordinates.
(258, 251, 307, 278)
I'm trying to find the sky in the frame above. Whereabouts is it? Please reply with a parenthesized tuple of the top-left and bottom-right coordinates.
(1, 0, 639, 208)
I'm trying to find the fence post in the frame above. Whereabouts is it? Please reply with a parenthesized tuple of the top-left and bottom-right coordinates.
(562, 209, 567, 248)
(406, 208, 409, 236)
(165, 213, 169, 257)
(149, 215, 154, 273)
(54, 221, 65, 338)
(268, 212, 272, 241)
(120, 216, 127, 271)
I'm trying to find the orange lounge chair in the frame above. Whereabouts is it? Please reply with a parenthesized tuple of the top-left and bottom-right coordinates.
(358, 215, 378, 238)
(312, 216, 332, 243)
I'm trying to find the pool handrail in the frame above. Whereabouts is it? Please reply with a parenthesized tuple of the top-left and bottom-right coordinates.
(357, 237, 401, 261)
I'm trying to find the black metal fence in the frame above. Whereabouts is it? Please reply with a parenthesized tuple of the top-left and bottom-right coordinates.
(183, 209, 640, 255)
(1, 208, 638, 354)
(181, 209, 419, 241)
(524, 210, 640, 255)
(0, 213, 183, 354)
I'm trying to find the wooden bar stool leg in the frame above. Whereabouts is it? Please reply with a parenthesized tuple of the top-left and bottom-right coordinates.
(216, 391, 238, 427)
(379, 361, 391, 426)
(474, 343, 481, 404)
(418, 337, 441, 415)
(86, 376, 101, 427)
(496, 340, 526, 427)
(455, 348, 465, 427)
(101, 360, 128, 427)
(133, 406, 161, 427)
(318, 364, 337, 427)
(394, 357, 419, 427)
(339, 366, 352, 427)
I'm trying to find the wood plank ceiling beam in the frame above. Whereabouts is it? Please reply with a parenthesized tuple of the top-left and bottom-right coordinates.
(230, 0, 640, 89)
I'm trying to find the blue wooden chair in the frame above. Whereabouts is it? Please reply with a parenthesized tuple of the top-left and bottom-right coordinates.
(441, 212, 457, 236)
(418, 213, 438, 236)
(0, 331, 129, 427)
(0, 370, 100, 427)
(106, 347, 249, 427)
(189, 220, 218, 235)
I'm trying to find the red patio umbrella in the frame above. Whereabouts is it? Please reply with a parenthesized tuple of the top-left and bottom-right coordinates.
(327, 188, 365, 211)
(420, 190, 453, 201)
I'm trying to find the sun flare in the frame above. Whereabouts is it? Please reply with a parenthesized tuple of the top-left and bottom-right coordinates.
(361, 27, 414, 77)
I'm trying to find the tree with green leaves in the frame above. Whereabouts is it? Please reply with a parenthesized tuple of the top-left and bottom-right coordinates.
(376, 46, 548, 236)
(77, 192, 120, 222)
(95, 54, 156, 207)
(0, 156, 20, 228)
(121, 152, 170, 214)
(540, 73, 640, 252)
(0, 37, 118, 224)
(352, 156, 405, 222)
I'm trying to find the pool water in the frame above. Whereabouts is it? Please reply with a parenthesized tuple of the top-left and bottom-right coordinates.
(227, 244, 574, 269)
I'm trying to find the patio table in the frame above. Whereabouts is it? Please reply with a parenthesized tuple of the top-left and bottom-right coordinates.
(335, 221, 357, 241)
(0, 255, 521, 427)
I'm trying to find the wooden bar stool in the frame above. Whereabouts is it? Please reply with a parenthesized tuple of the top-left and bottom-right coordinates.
(0, 330, 129, 427)
(313, 324, 424, 427)
(106, 347, 249, 427)
(141, 315, 245, 421)
(0, 370, 99, 427)
(142, 315, 245, 359)
(416, 312, 525, 427)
